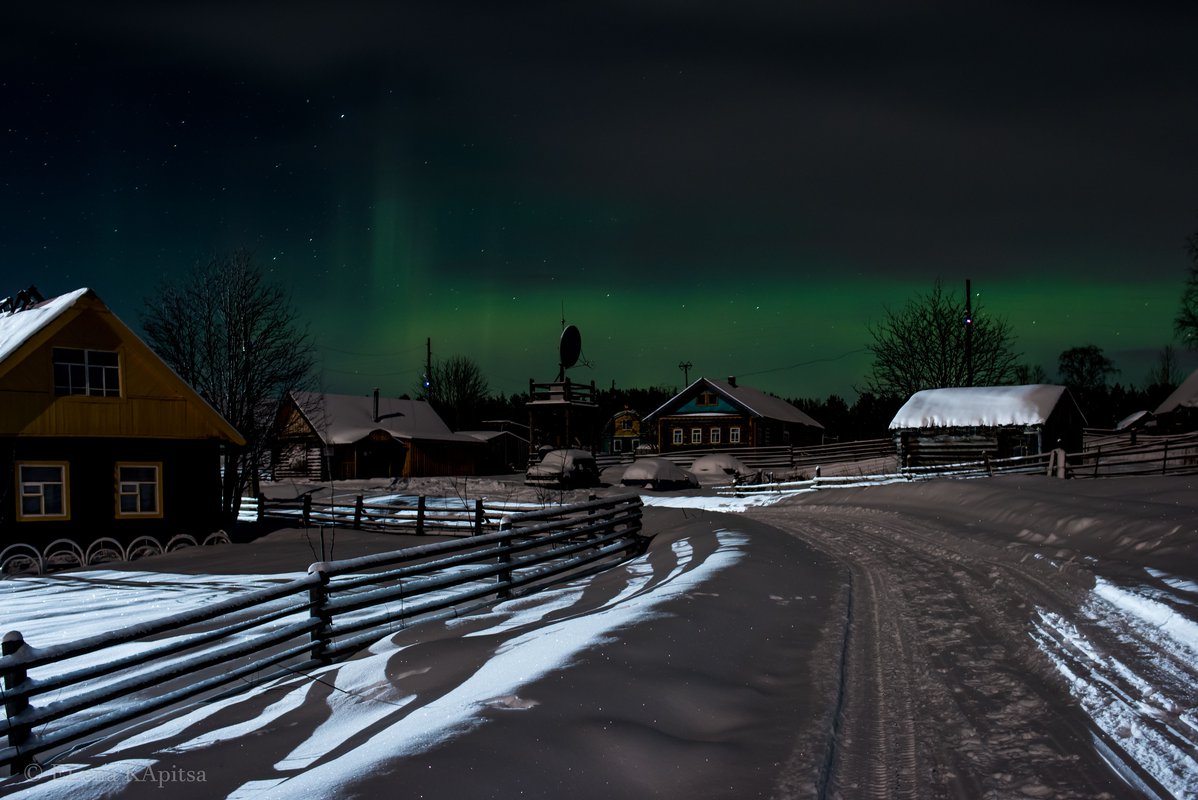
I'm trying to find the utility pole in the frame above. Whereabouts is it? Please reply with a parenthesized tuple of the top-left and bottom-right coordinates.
(964, 279, 973, 387)
(678, 360, 692, 385)
(425, 337, 433, 399)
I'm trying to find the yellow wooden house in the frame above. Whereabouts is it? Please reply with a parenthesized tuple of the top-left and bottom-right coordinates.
(0, 287, 245, 545)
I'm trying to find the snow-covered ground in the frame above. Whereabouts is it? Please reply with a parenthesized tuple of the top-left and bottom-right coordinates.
(3, 475, 1197, 798)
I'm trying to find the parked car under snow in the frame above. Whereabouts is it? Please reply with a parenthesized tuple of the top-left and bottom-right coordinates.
(619, 457, 699, 490)
(689, 453, 753, 483)
(524, 449, 601, 488)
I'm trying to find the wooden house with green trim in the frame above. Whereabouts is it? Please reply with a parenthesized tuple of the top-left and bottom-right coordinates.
(0, 287, 245, 547)
(644, 377, 824, 453)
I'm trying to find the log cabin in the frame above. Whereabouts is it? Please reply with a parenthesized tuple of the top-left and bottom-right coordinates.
(644, 377, 823, 453)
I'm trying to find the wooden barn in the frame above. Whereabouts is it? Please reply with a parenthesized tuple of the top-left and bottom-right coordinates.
(644, 377, 824, 453)
(0, 287, 245, 546)
(273, 390, 482, 480)
(889, 384, 1085, 467)
(1153, 368, 1198, 433)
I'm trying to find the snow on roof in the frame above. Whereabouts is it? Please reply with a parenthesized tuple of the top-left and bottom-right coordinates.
(0, 287, 91, 365)
(889, 384, 1070, 430)
(645, 377, 823, 429)
(291, 391, 480, 445)
(1154, 368, 1198, 415)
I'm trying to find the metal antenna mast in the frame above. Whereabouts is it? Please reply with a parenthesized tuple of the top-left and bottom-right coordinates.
(678, 360, 693, 384)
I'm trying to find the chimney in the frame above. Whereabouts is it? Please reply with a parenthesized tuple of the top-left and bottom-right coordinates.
(373, 388, 380, 423)
(727, 376, 737, 388)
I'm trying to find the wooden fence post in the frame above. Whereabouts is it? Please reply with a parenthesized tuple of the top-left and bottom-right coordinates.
(257, 493, 266, 523)
(302, 494, 312, 528)
(1093, 445, 1101, 479)
(1162, 441, 1169, 475)
(417, 496, 426, 536)
(497, 516, 513, 599)
(353, 495, 364, 529)
(474, 499, 484, 536)
(1056, 448, 1067, 479)
(2, 631, 32, 775)
(307, 565, 332, 666)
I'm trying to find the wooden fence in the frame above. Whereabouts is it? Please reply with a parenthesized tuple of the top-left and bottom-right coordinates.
(0, 495, 645, 775)
(242, 494, 546, 536)
(721, 431, 1198, 494)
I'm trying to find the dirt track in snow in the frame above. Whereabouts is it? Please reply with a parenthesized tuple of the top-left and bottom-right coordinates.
(750, 476, 1198, 799)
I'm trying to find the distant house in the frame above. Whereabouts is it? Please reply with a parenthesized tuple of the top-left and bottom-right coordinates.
(273, 390, 483, 480)
(1153, 368, 1198, 433)
(889, 384, 1085, 467)
(643, 377, 823, 453)
(457, 429, 530, 474)
(603, 409, 643, 454)
(0, 287, 245, 545)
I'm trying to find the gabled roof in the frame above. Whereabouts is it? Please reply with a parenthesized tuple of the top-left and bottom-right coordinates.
(0, 287, 91, 368)
(645, 377, 823, 429)
(0, 287, 245, 445)
(889, 384, 1079, 429)
(1154, 368, 1198, 416)
(289, 391, 481, 446)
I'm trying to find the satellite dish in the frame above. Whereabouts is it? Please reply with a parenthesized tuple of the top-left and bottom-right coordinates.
(559, 325, 582, 377)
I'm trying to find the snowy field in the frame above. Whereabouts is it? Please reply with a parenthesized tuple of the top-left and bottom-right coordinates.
(2, 476, 1196, 798)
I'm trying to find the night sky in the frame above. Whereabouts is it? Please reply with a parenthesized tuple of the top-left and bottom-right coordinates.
(5, 2, 1198, 402)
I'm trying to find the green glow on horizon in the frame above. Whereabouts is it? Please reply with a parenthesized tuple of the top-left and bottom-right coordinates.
(305, 272, 1185, 402)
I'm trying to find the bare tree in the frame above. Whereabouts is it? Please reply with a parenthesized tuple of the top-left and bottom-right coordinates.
(142, 250, 315, 517)
(865, 279, 1020, 398)
(1057, 345, 1118, 394)
(1145, 344, 1182, 390)
(424, 354, 490, 430)
(1176, 232, 1198, 350)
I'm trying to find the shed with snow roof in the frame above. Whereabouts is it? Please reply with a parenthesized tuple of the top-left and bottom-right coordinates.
(273, 390, 483, 480)
(0, 287, 245, 545)
(643, 377, 823, 453)
(1153, 368, 1198, 433)
(888, 384, 1085, 467)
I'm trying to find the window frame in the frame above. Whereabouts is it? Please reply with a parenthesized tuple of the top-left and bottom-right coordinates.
(672, 428, 684, 445)
(729, 427, 742, 444)
(709, 428, 721, 445)
(691, 428, 702, 444)
(53, 347, 121, 397)
(15, 462, 70, 521)
(115, 462, 164, 519)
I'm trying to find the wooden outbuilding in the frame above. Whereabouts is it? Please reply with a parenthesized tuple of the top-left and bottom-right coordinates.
(644, 377, 824, 453)
(0, 287, 245, 546)
(1153, 368, 1198, 433)
(273, 390, 482, 480)
(889, 384, 1085, 466)
(603, 409, 643, 454)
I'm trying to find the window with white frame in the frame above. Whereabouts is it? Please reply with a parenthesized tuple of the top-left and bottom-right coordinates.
(17, 463, 69, 520)
(710, 428, 721, 444)
(729, 427, 741, 444)
(672, 428, 684, 445)
(116, 463, 161, 517)
(691, 428, 702, 444)
(53, 348, 121, 397)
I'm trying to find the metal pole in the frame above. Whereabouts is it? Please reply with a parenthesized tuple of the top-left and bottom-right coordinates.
(964, 279, 973, 387)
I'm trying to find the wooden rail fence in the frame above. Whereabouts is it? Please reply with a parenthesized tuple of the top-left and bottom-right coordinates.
(0, 495, 645, 775)
(241, 494, 546, 536)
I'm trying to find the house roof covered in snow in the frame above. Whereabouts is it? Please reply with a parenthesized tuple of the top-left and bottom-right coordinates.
(889, 384, 1077, 430)
(1154, 368, 1198, 416)
(289, 391, 481, 446)
(0, 286, 244, 444)
(645, 377, 823, 429)
(0, 287, 91, 367)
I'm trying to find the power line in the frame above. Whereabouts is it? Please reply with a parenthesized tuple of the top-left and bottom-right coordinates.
(737, 348, 867, 379)
(316, 343, 427, 358)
